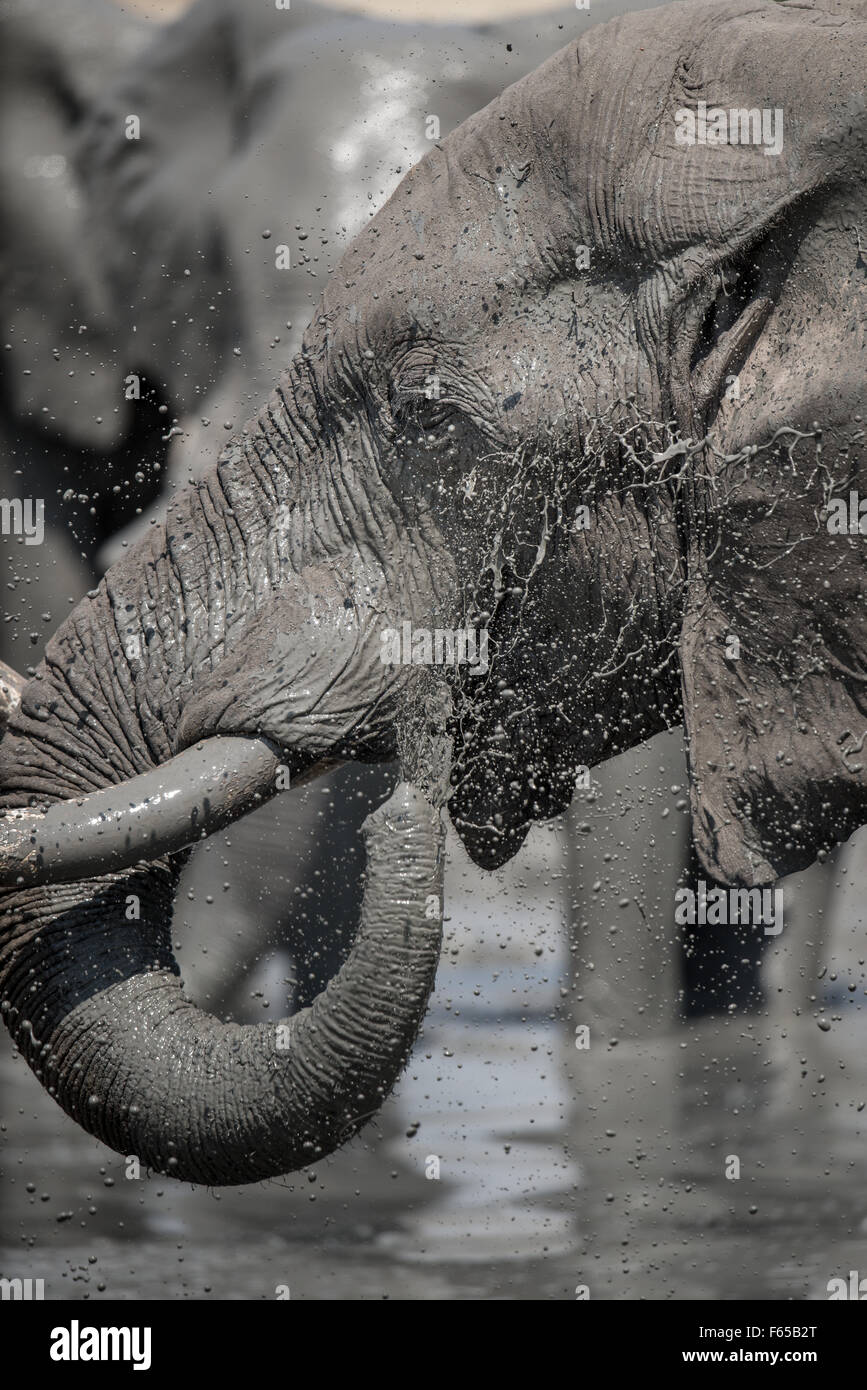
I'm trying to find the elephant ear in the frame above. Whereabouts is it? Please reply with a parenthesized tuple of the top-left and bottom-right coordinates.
(681, 440, 867, 887)
(0, 0, 147, 450)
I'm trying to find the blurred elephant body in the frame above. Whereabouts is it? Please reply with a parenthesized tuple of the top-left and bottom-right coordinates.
(84, 0, 616, 548)
(0, 0, 176, 690)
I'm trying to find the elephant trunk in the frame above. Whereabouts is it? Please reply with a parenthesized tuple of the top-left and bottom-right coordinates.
(0, 735, 286, 886)
(0, 768, 444, 1184)
(0, 374, 452, 1184)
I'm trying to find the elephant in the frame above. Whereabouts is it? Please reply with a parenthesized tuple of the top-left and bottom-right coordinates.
(0, 0, 864, 1187)
(75, 0, 762, 1025)
(0, 0, 593, 1021)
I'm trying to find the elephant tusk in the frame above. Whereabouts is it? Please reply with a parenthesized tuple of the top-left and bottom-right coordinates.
(0, 735, 285, 887)
(0, 660, 27, 737)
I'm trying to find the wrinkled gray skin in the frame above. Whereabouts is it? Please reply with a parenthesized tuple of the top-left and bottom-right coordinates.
(1, 0, 865, 1185)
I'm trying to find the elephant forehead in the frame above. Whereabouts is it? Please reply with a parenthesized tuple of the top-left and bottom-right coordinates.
(318, 130, 559, 360)
(568, 0, 867, 262)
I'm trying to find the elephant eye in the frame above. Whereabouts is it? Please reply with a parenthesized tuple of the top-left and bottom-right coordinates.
(392, 381, 455, 437)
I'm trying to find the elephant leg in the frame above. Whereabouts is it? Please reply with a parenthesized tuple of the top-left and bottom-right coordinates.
(764, 848, 840, 1013)
(563, 729, 688, 1044)
(289, 762, 398, 1009)
(563, 725, 770, 1029)
(679, 839, 772, 1018)
(172, 809, 289, 1021)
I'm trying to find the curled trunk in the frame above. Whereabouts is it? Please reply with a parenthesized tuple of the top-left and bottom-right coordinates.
(0, 775, 444, 1184)
(0, 379, 450, 1183)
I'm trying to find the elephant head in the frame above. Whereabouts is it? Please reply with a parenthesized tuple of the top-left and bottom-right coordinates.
(1, 0, 865, 1184)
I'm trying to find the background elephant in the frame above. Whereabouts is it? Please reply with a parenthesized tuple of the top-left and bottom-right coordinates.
(1, 0, 865, 1193)
(0, 0, 168, 684)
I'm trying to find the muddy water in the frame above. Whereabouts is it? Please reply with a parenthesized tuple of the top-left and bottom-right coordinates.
(3, 809, 866, 1301)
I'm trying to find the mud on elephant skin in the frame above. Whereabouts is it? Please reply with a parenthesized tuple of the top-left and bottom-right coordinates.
(0, 0, 866, 1185)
